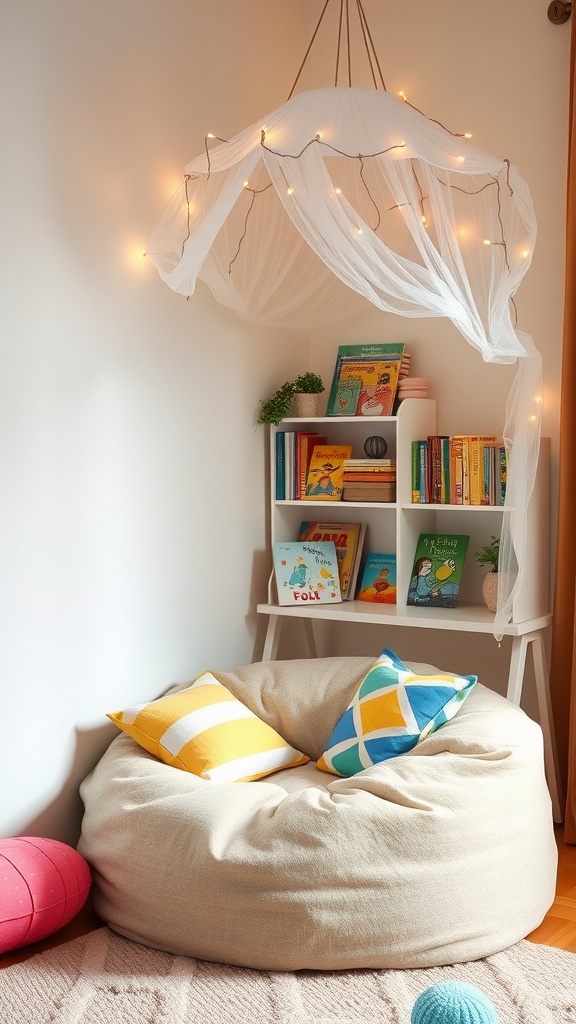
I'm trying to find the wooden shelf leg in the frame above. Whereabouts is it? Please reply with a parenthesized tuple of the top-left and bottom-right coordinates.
(300, 618, 317, 659)
(507, 632, 563, 825)
(530, 632, 564, 825)
(261, 615, 282, 661)
(506, 635, 529, 706)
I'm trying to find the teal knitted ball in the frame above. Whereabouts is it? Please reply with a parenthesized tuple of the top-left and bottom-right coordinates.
(411, 982, 499, 1024)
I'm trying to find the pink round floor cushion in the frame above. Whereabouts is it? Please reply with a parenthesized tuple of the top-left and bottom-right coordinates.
(0, 836, 92, 953)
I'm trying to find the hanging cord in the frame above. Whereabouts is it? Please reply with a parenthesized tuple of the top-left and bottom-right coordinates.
(345, 0, 352, 86)
(334, 0, 343, 85)
(287, 0, 332, 100)
(356, 0, 387, 90)
(287, 0, 387, 98)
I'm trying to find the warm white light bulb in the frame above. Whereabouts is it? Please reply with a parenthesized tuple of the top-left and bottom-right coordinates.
(464, 133, 472, 139)
(243, 181, 249, 188)
(457, 155, 465, 163)
(399, 90, 407, 101)
(520, 249, 530, 258)
(535, 394, 543, 405)
(421, 214, 427, 224)
(335, 187, 342, 195)
(126, 242, 149, 269)
(483, 239, 492, 246)
(206, 133, 214, 139)
(287, 187, 294, 195)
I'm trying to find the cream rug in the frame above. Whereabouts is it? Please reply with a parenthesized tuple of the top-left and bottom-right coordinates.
(1, 927, 576, 1024)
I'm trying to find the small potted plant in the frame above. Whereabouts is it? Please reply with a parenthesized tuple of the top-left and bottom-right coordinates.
(474, 535, 500, 612)
(256, 372, 324, 425)
(293, 372, 325, 417)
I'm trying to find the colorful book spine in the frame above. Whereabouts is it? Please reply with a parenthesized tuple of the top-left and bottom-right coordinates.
(461, 440, 470, 505)
(284, 432, 295, 500)
(498, 445, 507, 504)
(418, 440, 429, 502)
(295, 433, 316, 500)
(412, 440, 421, 503)
(468, 439, 482, 506)
(483, 444, 494, 506)
(441, 436, 451, 504)
(275, 431, 285, 501)
(449, 437, 463, 505)
(427, 435, 448, 505)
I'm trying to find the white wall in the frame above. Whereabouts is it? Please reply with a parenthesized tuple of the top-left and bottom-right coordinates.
(1, 0, 570, 844)
(302, 0, 570, 703)
(0, 0, 310, 843)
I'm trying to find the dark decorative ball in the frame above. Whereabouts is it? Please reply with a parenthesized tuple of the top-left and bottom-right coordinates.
(364, 435, 388, 459)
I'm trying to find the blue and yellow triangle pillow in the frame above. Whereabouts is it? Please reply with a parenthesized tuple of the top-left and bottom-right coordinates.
(317, 648, 477, 777)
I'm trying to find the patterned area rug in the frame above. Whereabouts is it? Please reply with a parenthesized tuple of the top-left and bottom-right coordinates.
(1, 927, 576, 1023)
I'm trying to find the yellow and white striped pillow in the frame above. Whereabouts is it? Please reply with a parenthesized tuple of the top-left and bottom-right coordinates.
(107, 671, 309, 783)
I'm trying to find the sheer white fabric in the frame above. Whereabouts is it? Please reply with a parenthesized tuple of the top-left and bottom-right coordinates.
(147, 87, 542, 638)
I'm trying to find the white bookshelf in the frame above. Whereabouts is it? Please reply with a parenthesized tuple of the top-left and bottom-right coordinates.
(256, 399, 561, 820)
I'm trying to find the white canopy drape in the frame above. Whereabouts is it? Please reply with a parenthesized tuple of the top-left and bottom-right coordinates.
(147, 87, 542, 638)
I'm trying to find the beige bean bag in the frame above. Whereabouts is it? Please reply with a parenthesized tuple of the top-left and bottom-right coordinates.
(79, 656, 557, 971)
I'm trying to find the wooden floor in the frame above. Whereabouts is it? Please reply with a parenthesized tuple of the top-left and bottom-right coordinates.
(526, 824, 576, 953)
(1, 825, 575, 969)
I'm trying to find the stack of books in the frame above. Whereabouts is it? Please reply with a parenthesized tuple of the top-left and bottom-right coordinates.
(325, 343, 405, 417)
(342, 458, 396, 502)
(411, 435, 506, 505)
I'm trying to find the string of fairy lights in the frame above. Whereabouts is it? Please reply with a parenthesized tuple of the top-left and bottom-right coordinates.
(180, 95, 524, 294)
(144, 0, 541, 420)
(165, 0, 530, 306)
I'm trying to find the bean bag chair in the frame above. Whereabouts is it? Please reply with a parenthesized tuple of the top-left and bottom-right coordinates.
(78, 656, 557, 971)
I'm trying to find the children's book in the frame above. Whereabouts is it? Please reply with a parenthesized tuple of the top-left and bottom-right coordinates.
(296, 432, 327, 499)
(331, 377, 363, 416)
(338, 358, 402, 417)
(326, 343, 405, 416)
(272, 541, 342, 606)
(298, 521, 366, 600)
(357, 553, 397, 604)
(304, 444, 352, 500)
(407, 533, 470, 609)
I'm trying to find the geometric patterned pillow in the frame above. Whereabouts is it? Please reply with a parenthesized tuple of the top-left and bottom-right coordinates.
(317, 648, 476, 777)
(107, 671, 309, 783)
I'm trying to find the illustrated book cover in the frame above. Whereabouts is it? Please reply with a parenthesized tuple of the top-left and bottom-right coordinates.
(298, 521, 366, 600)
(337, 358, 402, 417)
(357, 552, 397, 604)
(326, 343, 405, 416)
(304, 444, 353, 500)
(407, 533, 470, 609)
(331, 377, 363, 416)
(272, 541, 342, 606)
